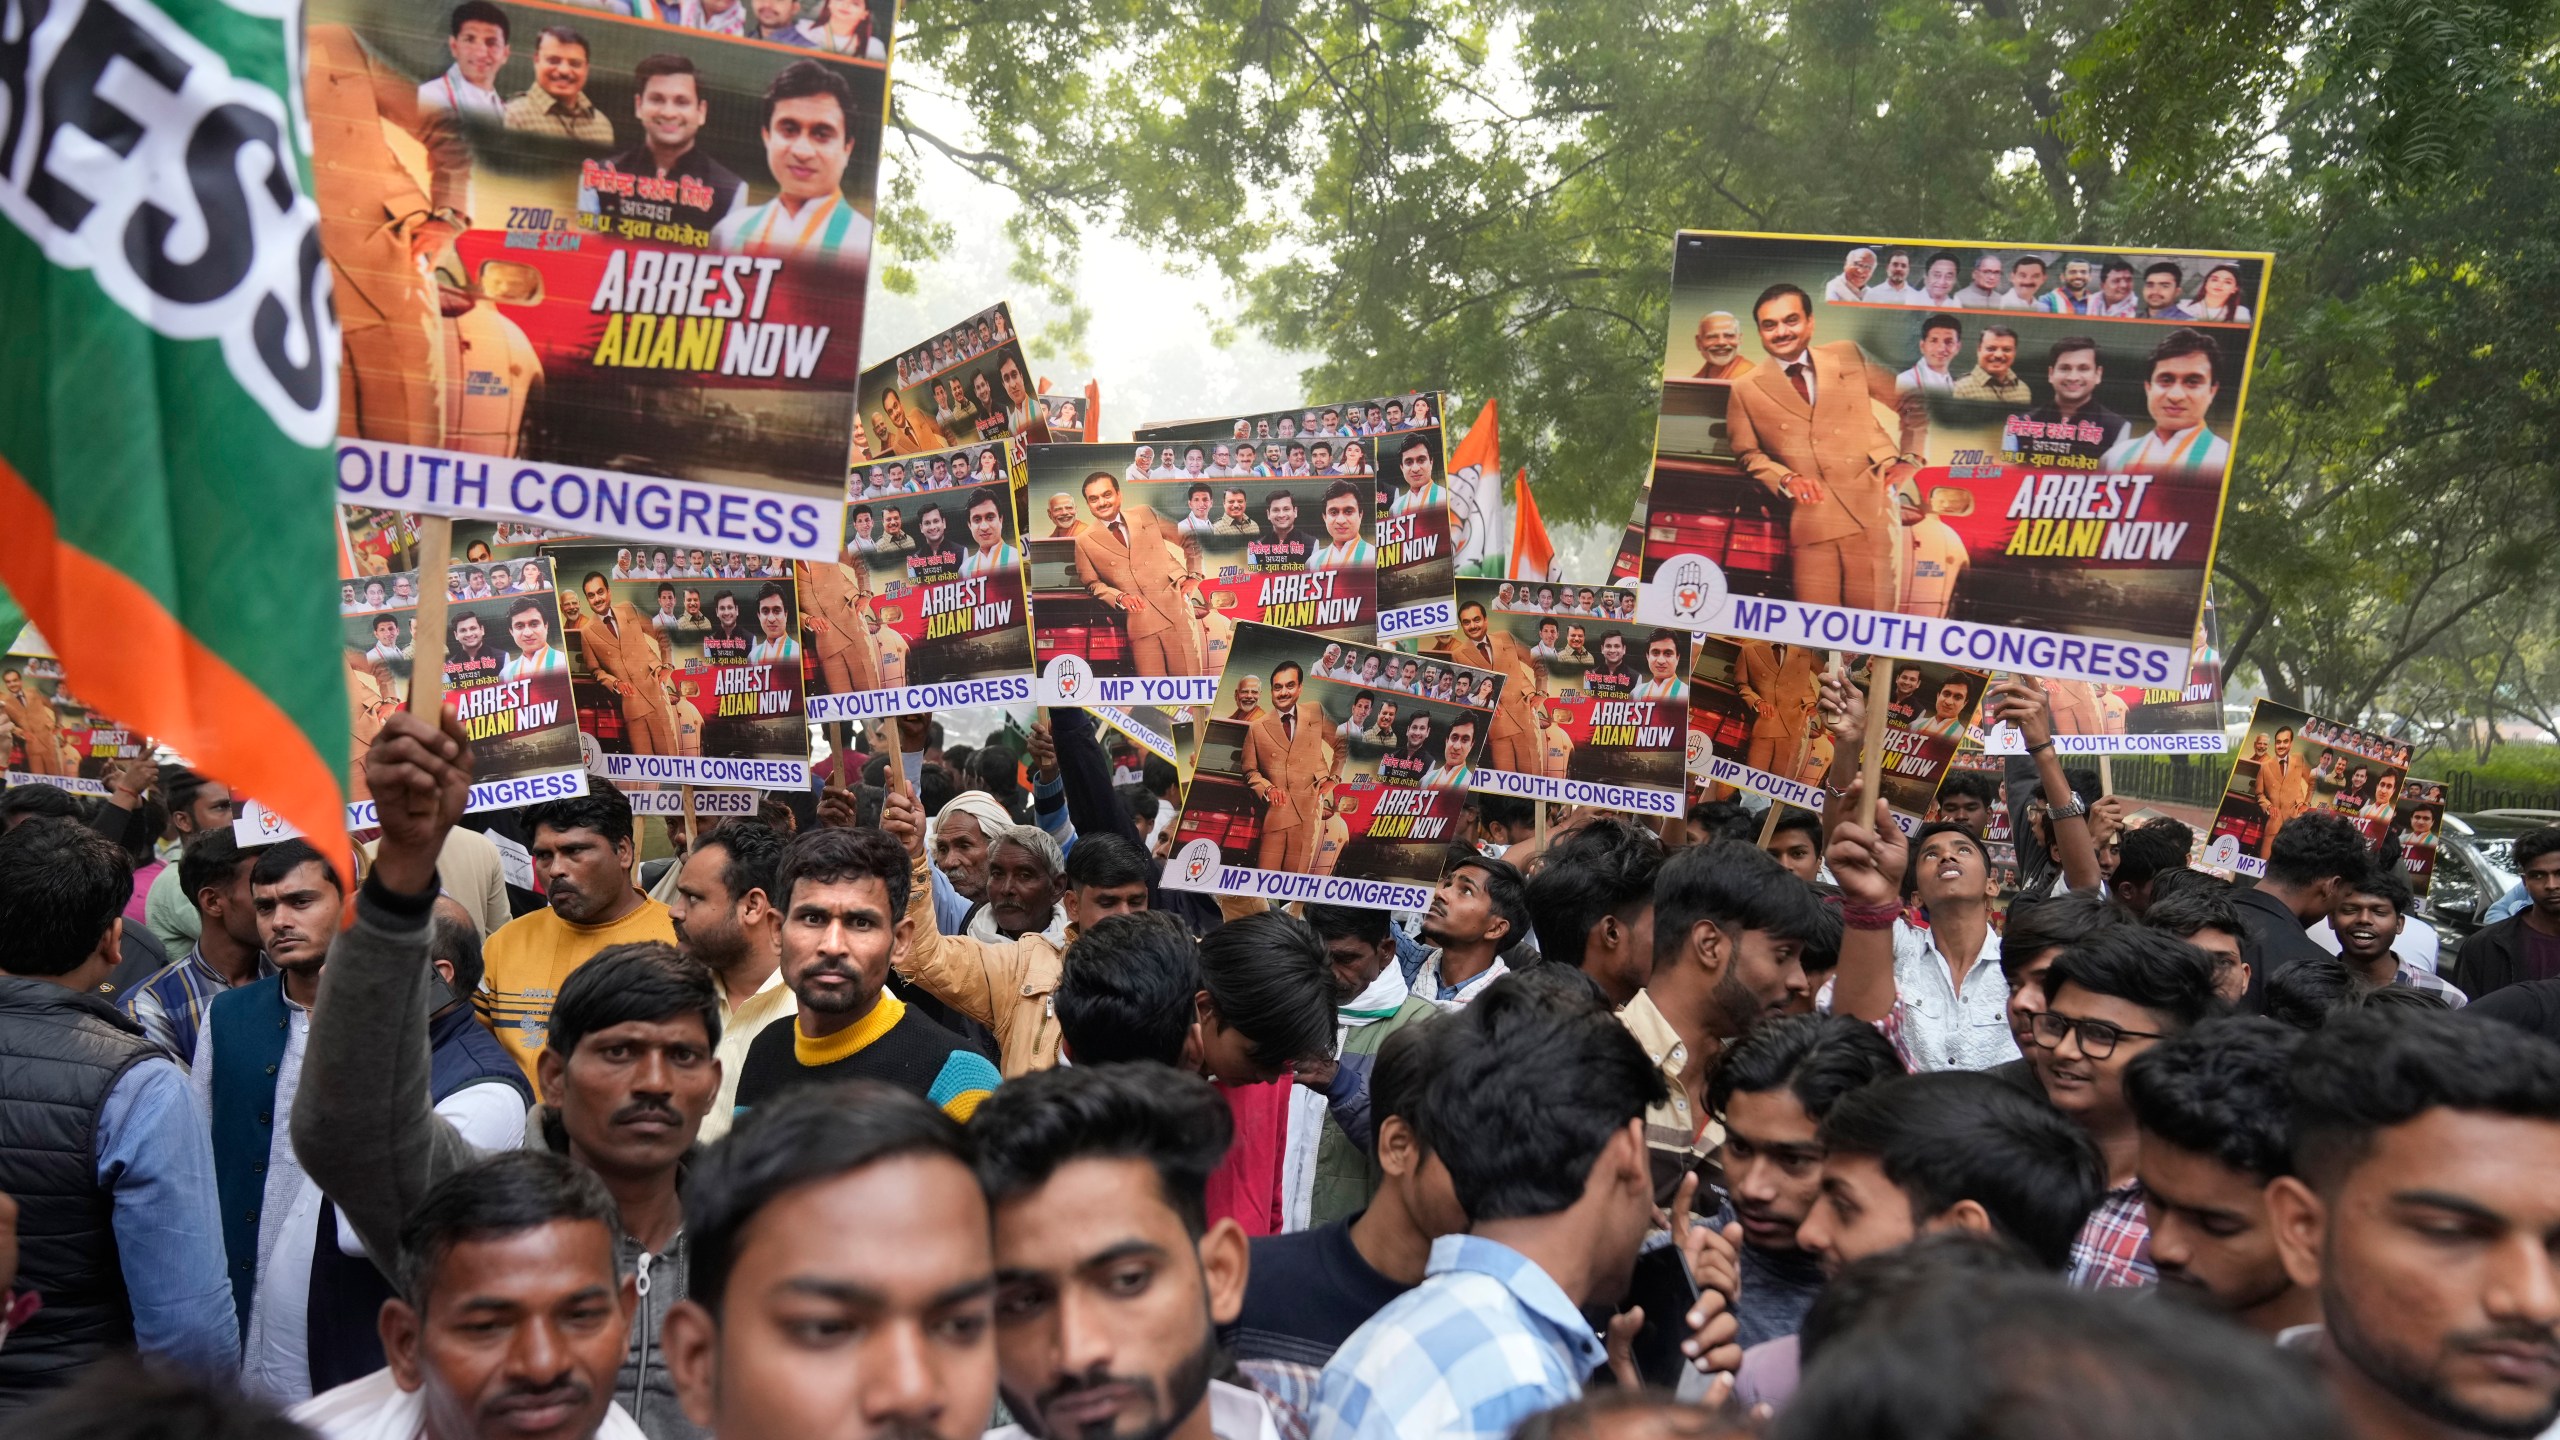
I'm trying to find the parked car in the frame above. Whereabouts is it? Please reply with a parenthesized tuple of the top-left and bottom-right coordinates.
(2423, 811, 2537, 941)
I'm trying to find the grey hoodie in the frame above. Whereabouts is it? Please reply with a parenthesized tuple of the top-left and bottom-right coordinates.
(290, 878, 702, 1440)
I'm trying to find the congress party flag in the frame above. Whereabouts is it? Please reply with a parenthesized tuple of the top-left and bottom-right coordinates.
(1447, 397, 1507, 579)
(1510, 469, 1561, 583)
(0, 0, 351, 865)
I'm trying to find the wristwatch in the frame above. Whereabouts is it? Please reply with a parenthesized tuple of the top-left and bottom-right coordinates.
(2048, 795, 2090, 822)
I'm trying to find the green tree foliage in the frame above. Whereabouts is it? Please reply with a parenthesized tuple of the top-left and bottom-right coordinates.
(887, 0, 2560, 756)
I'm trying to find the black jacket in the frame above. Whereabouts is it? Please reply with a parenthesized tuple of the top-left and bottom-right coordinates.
(2451, 912, 2547, 1002)
(0, 979, 158, 1411)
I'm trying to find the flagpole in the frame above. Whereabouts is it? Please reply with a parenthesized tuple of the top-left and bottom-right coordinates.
(1859, 658, 1895, 827)
(407, 517, 454, 721)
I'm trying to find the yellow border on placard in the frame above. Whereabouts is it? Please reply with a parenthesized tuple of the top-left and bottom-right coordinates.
(1656, 229, 2277, 669)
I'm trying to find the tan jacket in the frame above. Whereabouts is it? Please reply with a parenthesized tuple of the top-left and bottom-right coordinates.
(897, 853, 1063, 1077)
(1073, 504, 1194, 643)
(1244, 707, 1340, 841)
(576, 602, 673, 717)
(1725, 340, 1916, 547)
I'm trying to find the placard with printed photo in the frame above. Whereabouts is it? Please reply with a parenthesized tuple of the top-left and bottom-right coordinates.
(1135, 392, 1453, 640)
(545, 545, 811, 789)
(805, 437, 1037, 721)
(342, 560, 588, 822)
(1163, 624, 1503, 912)
(320, 0, 893, 558)
(1637, 231, 2269, 690)
(1, 633, 141, 797)
(1436, 579, 1685, 818)
(2203, 701, 2413, 879)
(1025, 442, 1379, 758)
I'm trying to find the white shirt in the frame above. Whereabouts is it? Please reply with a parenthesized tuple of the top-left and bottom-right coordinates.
(1886, 918, 2019, 1072)
(1773, 353, 1816, 403)
(418, 66, 505, 121)
(1413, 951, 1510, 1012)
(1897, 361, 1956, 395)
(297, 1369, 648, 1440)
(1823, 275, 1866, 302)
(1867, 280, 1930, 304)
(198, 998, 529, 1406)
(990, 1381, 1280, 1440)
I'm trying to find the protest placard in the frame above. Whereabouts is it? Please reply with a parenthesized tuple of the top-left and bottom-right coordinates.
(1040, 388, 1098, 441)
(339, 560, 587, 824)
(1687, 639, 1980, 830)
(1433, 580, 1686, 817)
(2, 630, 141, 795)
(545, 545, 810, 789)
(318, 0, 889, 559)
(1025, 442, 1380, 758)
(2392, 778, 2449, 895)
(1164, 624, 1503, 912)
(808, 438, 1037, 721)
(858, 303, 1050, 455)
(1635, 232, 2269, 690)
(2204, 701, 2413, 878)
(1135, 393, 1452, 640)
(1972, 593, 2227, 755)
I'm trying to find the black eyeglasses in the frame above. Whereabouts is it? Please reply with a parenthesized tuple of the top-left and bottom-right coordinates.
(2030, 1011, 2168, 1060)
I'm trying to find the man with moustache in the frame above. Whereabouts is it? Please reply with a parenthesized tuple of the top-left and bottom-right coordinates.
(293, 1154, 650, 1440)
(1690, 311, 1757, 381)
(1951, 325, 2033, 404)
(1823, 247, 1878, 303)
(1074, 471, 1204, 679)
(729, 821, 1001, 1122)
(502, 26, 614, 144)
(2266, 1011, 2560, 1440)
(295, 711, 725, 1440)
(577, 572, 680, 757)
(972, 1064, 1283, 1440)
(668, 820, 793, 1146)
(479, 784, 681, 1086)
(1243, 662, 1342, 875)
(1723, 284, 1926, 611)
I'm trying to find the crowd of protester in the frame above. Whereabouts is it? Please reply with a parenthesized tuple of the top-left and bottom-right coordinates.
(5, 667, 2560, 1440)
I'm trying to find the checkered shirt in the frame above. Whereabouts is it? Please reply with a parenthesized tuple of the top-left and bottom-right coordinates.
(1311, 1235, 1604, 1440)
(2069, 1180, 2157, 1289)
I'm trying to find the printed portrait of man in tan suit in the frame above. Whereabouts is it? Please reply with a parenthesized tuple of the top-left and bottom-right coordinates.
(799, 549, 881, 697)
(307, 24, 473, 448)
(2, 668, 65, 777)
(1071, 471, 1203, 678)
(1243, 661, 1341, 874)
(576, 572, 679, 755)
(1449, 601, 1539, 774)
(1737, 641, 1820, 777)
(2256, 724, 2315, 859)
(1723, 284, 1927, 611)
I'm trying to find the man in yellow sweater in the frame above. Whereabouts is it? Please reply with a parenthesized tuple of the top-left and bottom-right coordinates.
(477, 780, 678, 1090)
